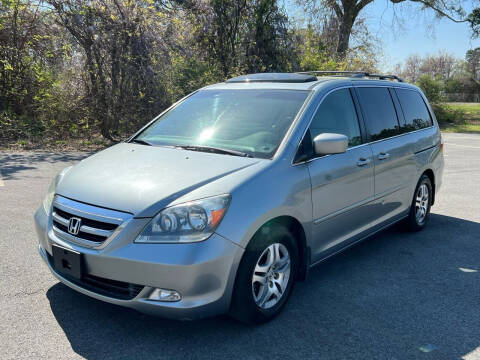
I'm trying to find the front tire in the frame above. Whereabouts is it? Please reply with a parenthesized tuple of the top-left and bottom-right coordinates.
(229, 225, 298, 324)
(404, 174, 433, 232)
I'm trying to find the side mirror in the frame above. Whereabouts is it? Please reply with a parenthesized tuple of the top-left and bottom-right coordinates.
(313, 133, 348, 155)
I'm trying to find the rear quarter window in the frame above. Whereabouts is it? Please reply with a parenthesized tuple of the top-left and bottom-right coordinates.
(395, 88, 433, 131)
(356, 87, 400, 141)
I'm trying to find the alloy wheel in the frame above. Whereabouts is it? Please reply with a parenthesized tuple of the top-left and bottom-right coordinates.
(415, 183, 429, 224)
(251, 243, 291, 309)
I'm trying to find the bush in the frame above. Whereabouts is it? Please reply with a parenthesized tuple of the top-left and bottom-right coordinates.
(432, 103, 466, 125)
(0, 111, 45, 142)
(416, 74, 444, 103)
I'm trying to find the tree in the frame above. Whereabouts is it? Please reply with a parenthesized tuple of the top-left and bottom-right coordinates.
(465, 47, 480, 96)
(466, 48, 480, 81)
(468, 8, 480, 38)
(190, 0, 248, 77)
(396, 51, 460, 82)
(291, 26, 340, 71)
(0, 0, 74, 141)
(397, 54, 423, 82)
(188, 0, 293, 77)
(244, 0, 291, 73)
(420, 51, 457, 79)
(300, 0, 469, 60)
(47, 0, 178, 139)
(416, 74, 443, 103)
(2, 0, 363, 145)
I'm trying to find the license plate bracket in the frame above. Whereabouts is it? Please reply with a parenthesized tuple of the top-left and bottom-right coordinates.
(52, 244, 83, 279)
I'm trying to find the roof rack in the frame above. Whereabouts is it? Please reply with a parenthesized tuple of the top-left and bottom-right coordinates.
(297, 71, 404, 82)
(226, 73, 317, 83)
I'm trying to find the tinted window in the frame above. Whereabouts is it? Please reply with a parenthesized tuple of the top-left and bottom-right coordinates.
(395, 89, 433, 131)
(357, 87, 399, 141)
(309, 89, 361, 147)
(136, 89, 309, 159)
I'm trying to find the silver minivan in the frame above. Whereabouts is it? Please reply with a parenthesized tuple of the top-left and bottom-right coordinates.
(34, 72, 444, 324)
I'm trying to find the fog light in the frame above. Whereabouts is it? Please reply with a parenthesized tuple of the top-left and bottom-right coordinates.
(148, 288, 181, 302)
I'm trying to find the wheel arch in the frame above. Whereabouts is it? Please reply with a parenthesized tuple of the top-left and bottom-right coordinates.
(251, 216, 309, 281)
(422, 168, 436, 205)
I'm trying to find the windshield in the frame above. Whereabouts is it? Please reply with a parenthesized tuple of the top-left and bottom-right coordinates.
(133, 89, 310, 159)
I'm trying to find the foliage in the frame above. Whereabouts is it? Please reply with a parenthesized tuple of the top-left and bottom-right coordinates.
(299, 0, 468, 60)
(444, 102, 480, 122)
(416, 74, 444, 103)
(432, 103, 465, 125)
(434, 102, 480, 134)
(395, 51, 480, 103)
(0, 0, 74, 142)
(0, 0, 380, 146)
(292, 26, 340, 71)
(468, 8, 480, 38)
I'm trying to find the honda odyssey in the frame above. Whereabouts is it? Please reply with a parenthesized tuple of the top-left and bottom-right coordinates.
(34, 71, 444, 324)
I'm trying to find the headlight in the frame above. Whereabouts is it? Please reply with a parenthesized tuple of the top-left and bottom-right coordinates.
(42, 177, 56, 214)
(42, 166, 72, 214)
(135, 194, 231, 243)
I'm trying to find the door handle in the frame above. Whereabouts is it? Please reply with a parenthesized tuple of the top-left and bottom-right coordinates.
(357, 158, 371, 166)
(378, 152, 390, 160)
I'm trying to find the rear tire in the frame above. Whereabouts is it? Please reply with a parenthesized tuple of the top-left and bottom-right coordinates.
(229, 225, 298, 325)
(403, 174, 433, 232)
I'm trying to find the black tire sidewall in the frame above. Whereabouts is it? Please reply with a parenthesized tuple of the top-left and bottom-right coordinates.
(408, 175, 432, 230)
(230, 225, 298, 324)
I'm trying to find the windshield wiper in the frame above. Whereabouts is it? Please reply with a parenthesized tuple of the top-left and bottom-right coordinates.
(130, 139, 153, 146)
(176, 145, 253, 158)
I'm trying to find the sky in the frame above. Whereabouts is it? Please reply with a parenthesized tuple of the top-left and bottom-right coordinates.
(284, 0, 480, 71)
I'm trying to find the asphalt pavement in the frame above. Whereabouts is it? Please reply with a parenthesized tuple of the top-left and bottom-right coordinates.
(1, 133, 479, 359)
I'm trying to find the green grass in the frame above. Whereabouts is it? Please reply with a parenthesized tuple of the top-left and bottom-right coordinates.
(439, 102, 480, 134)
(445, 102, 480, 122)
(440, 123, 480, 133)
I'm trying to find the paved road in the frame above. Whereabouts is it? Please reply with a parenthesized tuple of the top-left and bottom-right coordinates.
(1, 133, 479, 360)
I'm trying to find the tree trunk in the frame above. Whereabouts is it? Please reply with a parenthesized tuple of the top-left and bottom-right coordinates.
(336, 12, 355, 59)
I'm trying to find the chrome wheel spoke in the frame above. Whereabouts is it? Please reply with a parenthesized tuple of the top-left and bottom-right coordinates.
(252, 273, 267, 285)
(273, 243, 281, 263)
(276, 257, 290, 273)
(264, 246, 275, 268)
(273, 274, 286, 293)
(254, 247, 274, 273)
(255, 284, 270, 307)
(270, 281, 283, 299)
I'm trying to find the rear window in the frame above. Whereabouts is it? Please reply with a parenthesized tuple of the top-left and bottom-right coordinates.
(395, 89, 433, 131)
(357, 87, 400, 141)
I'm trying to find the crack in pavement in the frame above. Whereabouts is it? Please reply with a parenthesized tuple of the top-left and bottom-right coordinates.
(3, 288, 45, 298)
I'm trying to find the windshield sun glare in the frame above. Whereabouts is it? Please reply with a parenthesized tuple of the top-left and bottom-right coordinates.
(134, 89, 310, 159)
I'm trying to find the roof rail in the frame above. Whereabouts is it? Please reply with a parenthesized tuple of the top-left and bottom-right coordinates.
(226, 73, 317, 83)
(297, 71, 404, 82)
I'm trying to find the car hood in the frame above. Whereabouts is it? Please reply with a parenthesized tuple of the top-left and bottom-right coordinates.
(56, 143, 262, 217)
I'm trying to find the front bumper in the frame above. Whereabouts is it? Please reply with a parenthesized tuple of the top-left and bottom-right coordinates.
(34, 206, 244, 320)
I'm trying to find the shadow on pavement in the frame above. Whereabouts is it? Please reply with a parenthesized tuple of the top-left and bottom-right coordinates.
(46, 213, 480, 359)
(0, 152, 88, 180)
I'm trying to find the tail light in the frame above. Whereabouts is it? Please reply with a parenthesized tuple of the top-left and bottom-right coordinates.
(440, 134, 444, 151)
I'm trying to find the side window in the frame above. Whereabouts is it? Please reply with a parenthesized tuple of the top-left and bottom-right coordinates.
(395, 88, 433, 131)
(357, 87, 400, 141)
(309, 88, 362, 147)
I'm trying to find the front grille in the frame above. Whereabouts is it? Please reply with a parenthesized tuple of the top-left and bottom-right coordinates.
(51, 195, 132, 248)
(47, 253, 144, 300)
(52, 206, 116, 243)
(54, 207, 117, 231)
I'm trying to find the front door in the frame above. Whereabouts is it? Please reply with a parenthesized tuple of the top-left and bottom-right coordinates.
(306, 88, 375, 262)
